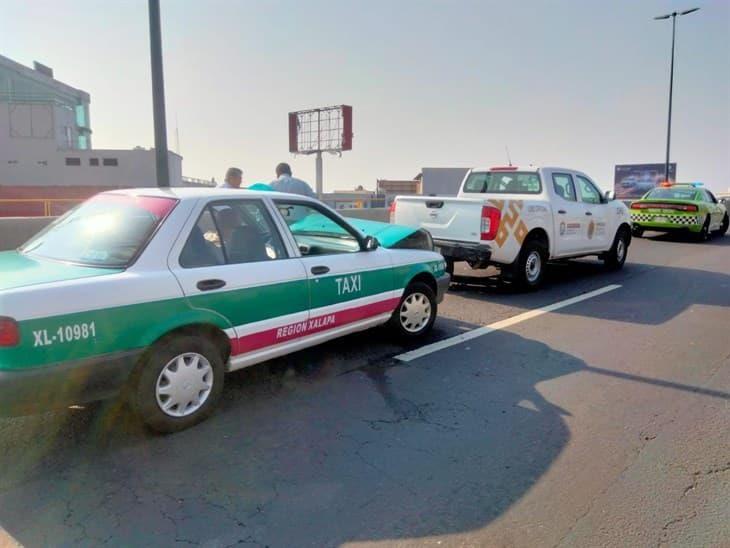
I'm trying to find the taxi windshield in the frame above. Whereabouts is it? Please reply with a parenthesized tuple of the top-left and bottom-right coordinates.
(20, 194, 177, 267)
(645, 187, 698, 201)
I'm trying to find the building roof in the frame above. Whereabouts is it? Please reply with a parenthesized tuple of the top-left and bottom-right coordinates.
(0, 53, 90, 102)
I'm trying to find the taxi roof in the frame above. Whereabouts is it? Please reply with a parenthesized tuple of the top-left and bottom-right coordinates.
(101, 186, 310, 202)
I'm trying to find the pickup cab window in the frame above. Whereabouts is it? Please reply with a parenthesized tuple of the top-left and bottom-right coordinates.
(575, 175, 602, 204)
(552, 173, 577, 202)
(462, 171, 542, 194)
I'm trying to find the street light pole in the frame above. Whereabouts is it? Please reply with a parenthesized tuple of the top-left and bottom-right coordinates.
(148, 0, 170, 188)
(654, 7, 700, 184)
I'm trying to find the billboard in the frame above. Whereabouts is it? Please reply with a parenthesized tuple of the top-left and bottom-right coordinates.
(614, 163, 676, 200)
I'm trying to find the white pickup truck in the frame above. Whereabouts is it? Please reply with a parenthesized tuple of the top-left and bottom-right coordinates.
(392, 166, 632, 289)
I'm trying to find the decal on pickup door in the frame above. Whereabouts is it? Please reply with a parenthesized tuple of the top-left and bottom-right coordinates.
(489, 200, 528, 248)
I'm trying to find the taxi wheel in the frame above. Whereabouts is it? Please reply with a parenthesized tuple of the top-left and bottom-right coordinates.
(712, 214, 729, 237)
(128, 335, 225, 433)
(389, 282, 437, 339)
(604, 227, 629, 270)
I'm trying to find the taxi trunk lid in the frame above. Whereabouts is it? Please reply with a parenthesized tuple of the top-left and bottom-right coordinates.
(0, 251, 122, 292)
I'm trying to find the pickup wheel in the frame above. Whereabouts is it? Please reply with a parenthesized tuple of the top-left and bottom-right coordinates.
(512, 239, 548, 291)
(388, 282, 437, 339)
(604, 227, 630, 270)
(128, 335, 225, 433)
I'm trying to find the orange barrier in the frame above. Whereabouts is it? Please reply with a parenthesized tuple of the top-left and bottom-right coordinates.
(0, 198, 81, 217)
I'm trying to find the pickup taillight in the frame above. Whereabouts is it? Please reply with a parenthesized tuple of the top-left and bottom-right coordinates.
(389, 201, 397, 223)
(480, 206, 501, 240)
(0, 318, 20, 347)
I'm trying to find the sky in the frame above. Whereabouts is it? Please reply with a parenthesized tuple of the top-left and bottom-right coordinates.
(3, 0, 729, 192)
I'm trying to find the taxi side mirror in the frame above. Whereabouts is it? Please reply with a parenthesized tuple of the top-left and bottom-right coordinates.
(604, 190, 616, 202)
(363, 236, 380, 251)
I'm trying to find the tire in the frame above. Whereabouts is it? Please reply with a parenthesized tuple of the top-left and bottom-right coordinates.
(388, 282, 437, 339)
(511, 239, 548, 291)
(128, 334, 225, 433)
(604, 227, 630, 270)
(695, 216, 711, 242)
(631, 225, 644, 238)
(712, 213, 729, 237)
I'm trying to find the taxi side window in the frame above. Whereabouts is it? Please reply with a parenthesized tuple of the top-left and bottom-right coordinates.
(180, 209, 224, 268)
(180, 200, 287, 268)
(552, 173, 577, 202)
(275, 201, 362, 255)
(575, 175, 602, 205)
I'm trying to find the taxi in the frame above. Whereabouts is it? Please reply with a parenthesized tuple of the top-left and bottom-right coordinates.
(0, 188, 449, 432)
(630, 183, 728, 240)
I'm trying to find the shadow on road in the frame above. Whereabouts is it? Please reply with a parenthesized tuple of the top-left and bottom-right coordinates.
(449, 259, 729, 327)
(0, 330, 580, 546)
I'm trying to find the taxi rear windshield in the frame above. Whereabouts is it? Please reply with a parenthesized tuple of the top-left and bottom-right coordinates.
(463, 171, 542, 194)
(20, 194, 177, 267)
(645, 188, 698, 201)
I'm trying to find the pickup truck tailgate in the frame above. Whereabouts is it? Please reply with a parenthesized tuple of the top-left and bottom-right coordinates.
(394, 196, 487, 244)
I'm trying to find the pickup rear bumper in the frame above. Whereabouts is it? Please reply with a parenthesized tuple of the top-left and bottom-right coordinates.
(433, 239, 492, 266)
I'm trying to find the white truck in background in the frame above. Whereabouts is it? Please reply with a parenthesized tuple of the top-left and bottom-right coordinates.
(392, 166, 632, 290)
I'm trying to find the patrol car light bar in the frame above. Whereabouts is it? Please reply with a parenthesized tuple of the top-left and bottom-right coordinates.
(0, 317, 20, 347)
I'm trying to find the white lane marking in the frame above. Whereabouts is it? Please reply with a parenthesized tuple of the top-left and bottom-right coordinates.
(396, 284, 622, 362)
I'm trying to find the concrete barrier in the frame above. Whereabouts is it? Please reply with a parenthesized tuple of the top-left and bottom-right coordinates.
(0, 217, 53, 251)
(340, 208, 389, 223)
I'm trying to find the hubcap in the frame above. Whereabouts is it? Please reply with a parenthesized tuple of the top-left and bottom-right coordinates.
(525, 251, 542, 283)
(400, 292, 432, 333)
(616, 238, 626, 262)
(155, 352, 213, 418)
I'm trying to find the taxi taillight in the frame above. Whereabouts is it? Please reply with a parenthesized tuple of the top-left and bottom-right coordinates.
(480, 206, 501, 240)
(0, 318, 20, 347)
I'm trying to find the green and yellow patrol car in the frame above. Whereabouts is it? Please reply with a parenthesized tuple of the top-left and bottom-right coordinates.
(630, 183, 728, 240)
(0, 188, 448, 432)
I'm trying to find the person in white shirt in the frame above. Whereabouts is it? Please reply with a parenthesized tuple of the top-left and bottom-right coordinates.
(218, 167, 243, 189)
(270, 163, 316, 198)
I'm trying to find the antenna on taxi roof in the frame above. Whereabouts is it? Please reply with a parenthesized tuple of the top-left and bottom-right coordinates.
(505, 145, 513, 167)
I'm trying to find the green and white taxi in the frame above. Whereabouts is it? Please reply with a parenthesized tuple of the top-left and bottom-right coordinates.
(0, 188, 449, 432)
(630, 183, 729, 240)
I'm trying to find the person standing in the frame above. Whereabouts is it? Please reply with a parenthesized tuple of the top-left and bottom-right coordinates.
(270, 163, 316, 198)
(218, 167, 243, 189)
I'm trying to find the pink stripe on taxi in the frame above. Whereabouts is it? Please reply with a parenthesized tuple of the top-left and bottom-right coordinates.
(231, 297, 400, 355)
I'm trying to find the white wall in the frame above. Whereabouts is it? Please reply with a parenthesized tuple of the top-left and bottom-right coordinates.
(0, 102, 182, 187)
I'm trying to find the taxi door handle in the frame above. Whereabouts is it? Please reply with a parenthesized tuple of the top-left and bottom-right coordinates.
(557, 210, 567, 214)
(585, 211, 593, 216)
(311, 266, 330, 276)
(197, 279, 226, 291)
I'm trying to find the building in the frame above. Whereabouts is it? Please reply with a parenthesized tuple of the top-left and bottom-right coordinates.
(0, 54, 182, 216)
(421, 167, 469, 196)
(376, 167, 469, 205)
(322, 186, 383, 210)
(376, 178, 422, 206)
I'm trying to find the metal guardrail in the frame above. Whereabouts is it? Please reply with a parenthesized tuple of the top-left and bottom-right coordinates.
(0, 198, 81, 217)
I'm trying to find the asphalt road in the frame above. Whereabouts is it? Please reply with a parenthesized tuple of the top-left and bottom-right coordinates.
(0, 232, 728, 547)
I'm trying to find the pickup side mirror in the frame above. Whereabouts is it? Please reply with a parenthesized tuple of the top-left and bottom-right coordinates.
(604, 190, 616, 202)
(363, 235, 380, 251)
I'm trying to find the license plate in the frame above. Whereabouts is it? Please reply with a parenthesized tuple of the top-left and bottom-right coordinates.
(653, 216, 668, 223)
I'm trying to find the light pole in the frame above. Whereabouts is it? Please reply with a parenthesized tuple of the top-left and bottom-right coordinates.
(654, 7, 699, 184)
(148, 0, 170, 187)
